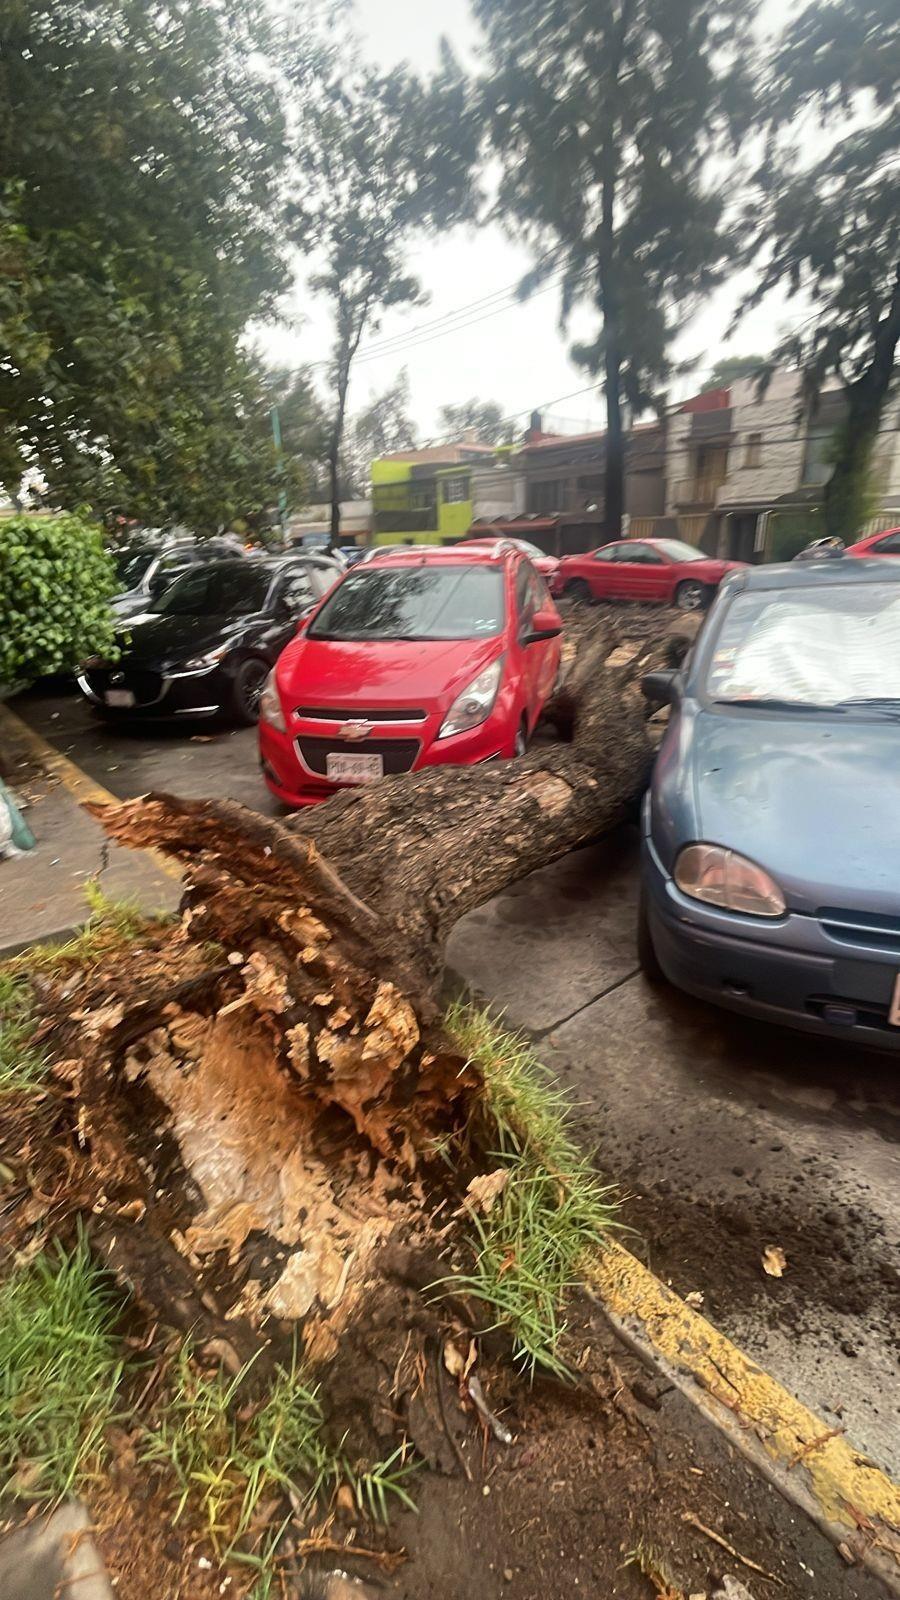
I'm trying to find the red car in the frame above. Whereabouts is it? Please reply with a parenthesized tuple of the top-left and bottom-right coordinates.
(258, 545, 563, 808)
(457, 535, 560, 586)
(846, 527, 900, 558)
(553, 538, 746, 611)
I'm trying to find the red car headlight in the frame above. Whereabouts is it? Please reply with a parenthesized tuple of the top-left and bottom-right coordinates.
(438, 655, 504, 739)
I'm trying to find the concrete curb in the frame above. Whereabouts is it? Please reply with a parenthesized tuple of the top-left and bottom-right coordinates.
(585, 1242, 900, 1595)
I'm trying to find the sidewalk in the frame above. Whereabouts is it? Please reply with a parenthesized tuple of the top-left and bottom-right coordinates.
(0, 701, 181, 955)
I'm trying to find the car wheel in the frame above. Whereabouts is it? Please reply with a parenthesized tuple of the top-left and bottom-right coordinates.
(229, 657, 268, 725)
(675, 579, 707, 612)
(565, 579, 593, 604)
(637, 885, 666, 983)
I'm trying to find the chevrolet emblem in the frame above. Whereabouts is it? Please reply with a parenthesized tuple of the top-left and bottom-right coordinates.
(337, 719, 374, 742)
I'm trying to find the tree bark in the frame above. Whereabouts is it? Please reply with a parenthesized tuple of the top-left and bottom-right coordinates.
(31, 605, 690, 1408)
(824, 266, 900, 539)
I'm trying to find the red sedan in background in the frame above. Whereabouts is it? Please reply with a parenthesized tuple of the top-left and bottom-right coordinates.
(846, 527, 900, 558)
(553, 538, 746, 611)
(258, 544, 563, 807)
(456, 535, 560, 586)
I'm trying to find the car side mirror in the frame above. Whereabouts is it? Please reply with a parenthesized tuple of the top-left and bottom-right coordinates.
(293, 606, 316, 634)
(641, 670, 680, 705)
(147, 572, 168, 598)
(523, 607, 564, 645)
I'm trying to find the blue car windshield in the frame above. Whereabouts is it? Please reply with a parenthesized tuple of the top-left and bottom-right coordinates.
(707, 584, 900, 708)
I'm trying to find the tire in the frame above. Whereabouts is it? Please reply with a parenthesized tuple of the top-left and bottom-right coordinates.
(228, 657, 268, 725)
(637, 884, 666, 984)
(675, 579, 707, 613)
(565, 579, 593, 604)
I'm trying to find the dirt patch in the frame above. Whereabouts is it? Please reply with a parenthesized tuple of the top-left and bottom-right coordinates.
(618, 1176, 900, 1362)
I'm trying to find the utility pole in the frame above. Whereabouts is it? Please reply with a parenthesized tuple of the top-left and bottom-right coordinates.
(271, 405, 288, 548)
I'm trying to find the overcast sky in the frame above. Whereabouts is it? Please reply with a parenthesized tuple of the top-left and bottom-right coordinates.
(256, 0, 797, 441)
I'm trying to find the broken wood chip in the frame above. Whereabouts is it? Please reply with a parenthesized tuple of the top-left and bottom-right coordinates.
(761, 1245, 787, 1278)
(464, 1169, 510, 1215)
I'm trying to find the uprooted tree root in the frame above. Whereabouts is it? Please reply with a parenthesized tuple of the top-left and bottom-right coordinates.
(0, 603, 698, 1575)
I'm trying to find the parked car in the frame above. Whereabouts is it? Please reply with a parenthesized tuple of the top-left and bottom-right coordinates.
(456, 535, 560, 586)
(846, 526, 900, 559)
(258, 544, 563, 808)
(110, 537, 248, 620)
(79, 557, 338, 724)
(553, 538, 746, 611)
(638, 557, 900, 1049)
(793, 535, 846, 561)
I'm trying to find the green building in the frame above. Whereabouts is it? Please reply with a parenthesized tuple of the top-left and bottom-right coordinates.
(370, 443, 497, 545)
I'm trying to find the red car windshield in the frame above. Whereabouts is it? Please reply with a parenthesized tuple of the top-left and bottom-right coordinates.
(308, 564, 506, 642)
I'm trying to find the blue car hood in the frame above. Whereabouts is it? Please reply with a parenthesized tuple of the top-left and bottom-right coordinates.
(687, 708, 900, 915)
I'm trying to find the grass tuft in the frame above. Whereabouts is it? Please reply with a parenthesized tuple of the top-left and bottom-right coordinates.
(0, 1234, 123, 1501)
(143, 1347, 420, 1560)
(143, 1350, 340, 1557)
(6, 881, 160, 980)
(0, 971, 48, 1093)
(444, 999, 617, 1377)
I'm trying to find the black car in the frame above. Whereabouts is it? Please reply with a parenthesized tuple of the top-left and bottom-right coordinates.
(110, 537, 248, 620)
(78, 557, 338, 724)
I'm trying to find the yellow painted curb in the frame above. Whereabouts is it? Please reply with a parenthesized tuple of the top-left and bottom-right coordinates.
(588, 1240, 900, 1583)
(0, 700, 182, 882)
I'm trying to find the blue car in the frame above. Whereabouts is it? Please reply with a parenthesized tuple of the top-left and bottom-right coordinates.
(639, 557, 900, 1049)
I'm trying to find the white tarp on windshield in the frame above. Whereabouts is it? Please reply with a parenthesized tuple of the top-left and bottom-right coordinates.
(709, 584, 900, 706)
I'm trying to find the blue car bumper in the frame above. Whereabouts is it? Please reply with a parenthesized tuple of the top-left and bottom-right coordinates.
(642, 834, 900, 1051)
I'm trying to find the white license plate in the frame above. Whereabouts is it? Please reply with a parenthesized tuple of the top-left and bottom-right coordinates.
(326, 752, 384, 784)
(105, 689, 135, 707)
(890, 974, 900, 1027)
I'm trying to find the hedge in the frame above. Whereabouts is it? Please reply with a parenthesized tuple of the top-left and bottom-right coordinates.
(0, 513, 118, 689)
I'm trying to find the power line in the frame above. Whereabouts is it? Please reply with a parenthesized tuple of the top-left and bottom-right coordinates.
(353, 272, 582, 366)
(353, 261, 558, 359)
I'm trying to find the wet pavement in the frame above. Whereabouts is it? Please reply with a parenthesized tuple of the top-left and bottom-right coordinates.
(11, 680, 900, 1483)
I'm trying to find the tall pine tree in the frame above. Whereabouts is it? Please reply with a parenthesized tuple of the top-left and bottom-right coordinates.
(474, 0, 753, 535)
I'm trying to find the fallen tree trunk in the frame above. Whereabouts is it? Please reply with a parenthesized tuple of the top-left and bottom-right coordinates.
(17, 604, 694, 1436)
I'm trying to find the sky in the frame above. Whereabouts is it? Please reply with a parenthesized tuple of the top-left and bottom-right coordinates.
(256, 0, 798, 442)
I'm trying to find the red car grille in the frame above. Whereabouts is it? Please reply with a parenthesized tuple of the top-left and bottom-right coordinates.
(294, 705, 426, 723)
(296, 736, 420, 776)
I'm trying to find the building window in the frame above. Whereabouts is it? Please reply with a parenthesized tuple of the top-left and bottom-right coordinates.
(743, 432, 762, 468)
(442, 475, 469, 504)
(801, 430, 834, 487)
(528, 479, 565, 514)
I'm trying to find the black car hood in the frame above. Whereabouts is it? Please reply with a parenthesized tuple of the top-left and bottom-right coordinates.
(688, 707, 900, 914)
(117, 612, 255, 666)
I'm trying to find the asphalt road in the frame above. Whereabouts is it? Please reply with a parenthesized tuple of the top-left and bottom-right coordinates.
(14, 681, 900, 1483)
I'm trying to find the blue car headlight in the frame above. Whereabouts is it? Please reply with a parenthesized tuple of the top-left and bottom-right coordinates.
(675, 844, 786, 918)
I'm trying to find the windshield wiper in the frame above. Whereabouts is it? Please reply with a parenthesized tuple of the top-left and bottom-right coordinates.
(716, 697, 845, 713)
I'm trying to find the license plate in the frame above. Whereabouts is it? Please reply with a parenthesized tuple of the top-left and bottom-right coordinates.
(105, 689, 135, 707)
(326, 752, 384, 784)
(890, 975, 900, 1027)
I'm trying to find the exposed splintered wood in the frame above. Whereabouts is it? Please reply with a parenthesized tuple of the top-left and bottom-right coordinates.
(27, 606, 692, 1413)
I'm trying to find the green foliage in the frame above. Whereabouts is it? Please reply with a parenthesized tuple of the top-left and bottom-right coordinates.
(343, 371, 419, 496)
(746, 0, 900, 536)
(5, 881, 162, 982)
(444, 1002, 617, 1377)
(0, 1236, 123, 1501)
(475, 0, 755, 531)
(438, 398, 515, 446)
(0, 971, 47, 1094)
(705, 355, 768, 390)
(0, 512, 117, 684)
(290, 24, 479, 530)
(143, 1349, 338, 1556)
(0, 2, 290, 529)
(144, 1346, 418, 1559)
